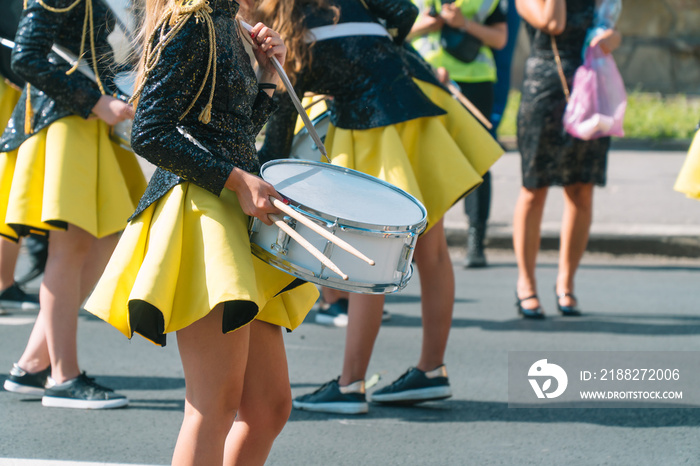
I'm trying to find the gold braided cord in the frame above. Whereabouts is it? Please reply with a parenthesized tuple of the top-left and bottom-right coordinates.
(36, 0, 106, 94)
(130, 0, 217, 124)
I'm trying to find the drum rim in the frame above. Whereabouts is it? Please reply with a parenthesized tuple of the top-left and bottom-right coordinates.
(251, 243, 414, 294)
(260, 159, 428, 233)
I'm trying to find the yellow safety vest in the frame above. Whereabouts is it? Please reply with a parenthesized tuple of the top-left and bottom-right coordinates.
(412, 0, 501, 83)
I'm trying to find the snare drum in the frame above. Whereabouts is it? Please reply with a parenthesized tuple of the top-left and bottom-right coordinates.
(249, 160, 427, 294)
(290, 101, 329, 162)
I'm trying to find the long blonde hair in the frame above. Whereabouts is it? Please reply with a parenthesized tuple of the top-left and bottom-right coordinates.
(251, 0, 338, 85)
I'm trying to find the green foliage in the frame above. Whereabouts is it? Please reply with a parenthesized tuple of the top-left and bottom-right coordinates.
(496, 90, 699, 140)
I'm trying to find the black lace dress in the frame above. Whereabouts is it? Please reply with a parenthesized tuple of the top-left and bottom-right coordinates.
(516, 0, 610, 189)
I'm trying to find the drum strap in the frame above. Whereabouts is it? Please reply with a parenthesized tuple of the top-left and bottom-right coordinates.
(305, 22, 391, 44)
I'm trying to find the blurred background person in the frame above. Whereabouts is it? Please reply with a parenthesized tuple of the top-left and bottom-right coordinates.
(408, 0, 507, 268)
(513, 0, 621, 318)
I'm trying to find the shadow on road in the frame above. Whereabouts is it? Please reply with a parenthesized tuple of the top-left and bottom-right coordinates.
(288, 398, 700, 427)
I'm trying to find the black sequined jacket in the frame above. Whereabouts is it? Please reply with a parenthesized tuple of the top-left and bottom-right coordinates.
(258, 0, 448, 164)
(129, 0, 277, 219)
(0, 0, 127, 153)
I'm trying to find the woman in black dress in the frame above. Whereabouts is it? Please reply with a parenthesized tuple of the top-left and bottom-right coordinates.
(514, 0, 621, 318)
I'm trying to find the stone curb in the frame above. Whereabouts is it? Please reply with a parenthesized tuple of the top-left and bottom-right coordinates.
(445, 228, 700, 258)
(497, 136, 692, 153)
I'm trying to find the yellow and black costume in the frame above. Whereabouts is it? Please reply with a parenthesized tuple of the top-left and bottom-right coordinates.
(85, 0, 319, 346)
(0, 0, 146, 241)
(258, 0, 503, 231)
(674, 125, 700, 201)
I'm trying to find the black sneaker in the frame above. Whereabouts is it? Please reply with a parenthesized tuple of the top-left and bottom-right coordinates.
(3, 363, 51, 396)
(315, 299, 348, 327)
(315, 299, 391, 327)
(15, 234, 48, 285)
(370, 365, 452, 405)
(0, 283, 40, 312)
(292, 378, 368, 414)
(42, 372, 128, 409)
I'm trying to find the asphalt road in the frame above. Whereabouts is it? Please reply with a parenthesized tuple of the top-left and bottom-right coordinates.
(1, 250, 699, 466)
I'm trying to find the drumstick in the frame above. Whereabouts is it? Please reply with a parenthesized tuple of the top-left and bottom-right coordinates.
(269, 213, 349, 280)
(270, 197, 376, 266)
(240, 21, 331, 163)
(446, 82, 493, 129)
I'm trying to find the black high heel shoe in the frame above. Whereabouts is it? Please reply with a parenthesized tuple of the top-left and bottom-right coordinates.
(555, 287, 582, 316)
(515, 292, 545, 319)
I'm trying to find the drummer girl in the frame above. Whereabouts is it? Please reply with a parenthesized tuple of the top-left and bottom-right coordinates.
(254, 0, 503, 413)
(84, 0, 319, 463)
(0, 0, 146, 407)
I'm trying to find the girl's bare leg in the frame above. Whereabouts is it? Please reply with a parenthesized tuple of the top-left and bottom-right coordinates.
(173, 305, 250, 466)
(225, 320, 292, 466)
(0, 238, 20, 290)
(513, 186, 548, 309)
(557, 183, 594, 306)
(339, 293, 385, 385)
(17, 225, 96, 382)
(413, 219, 453, 371)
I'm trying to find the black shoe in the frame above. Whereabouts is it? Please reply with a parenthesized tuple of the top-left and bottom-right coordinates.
(370, 366, 452, 405)
(15, 234, 48, 285)
(315, 299, 349, 327)
(3, 363, 51, 396)
(516, 292, 545, 319)
(315, 299, 390, 327)
(42, 372, 128, 409)
(465, 225, 487, 268)
(0, 283, 40, 312)
(555, 287, 582, 316)
(292, 378, 368, 414)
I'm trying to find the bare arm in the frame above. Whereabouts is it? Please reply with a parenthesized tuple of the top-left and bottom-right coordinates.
(590, 28, 621, 54)
(439, 4, 507, 50)
(407, 10, 444, 41)
(515, 0, 566, 35)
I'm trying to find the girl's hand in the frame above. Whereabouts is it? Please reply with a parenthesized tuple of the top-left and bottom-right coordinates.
(225, 167, 282, 226)
(90, 95, 134, 125)
(590, 28, 621, 54)
(249, 22, 286, 84)
(440, 3, 467, 29)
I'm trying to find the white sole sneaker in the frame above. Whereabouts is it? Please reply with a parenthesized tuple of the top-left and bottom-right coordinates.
(41, 395, 129, 409)
(0, 300, 40, 311)
(371, 385, 452, 403)
(314, 313, 348, 327)
(292, 399, 368, 414)
(3, 379, 45, 396)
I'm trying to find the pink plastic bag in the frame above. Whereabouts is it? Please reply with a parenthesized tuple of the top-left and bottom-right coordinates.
(563, 45, 627, 140)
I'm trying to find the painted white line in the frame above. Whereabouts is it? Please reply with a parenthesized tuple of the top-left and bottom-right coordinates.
(0, 459, 165, 466)
(0, 316, 36, 326)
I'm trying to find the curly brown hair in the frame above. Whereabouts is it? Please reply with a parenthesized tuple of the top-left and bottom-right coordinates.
(249, 0, 339, 86)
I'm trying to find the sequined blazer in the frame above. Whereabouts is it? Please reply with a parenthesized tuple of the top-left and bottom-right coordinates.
(258, 0, 448, 164)
(0, 0, 127, 153)
(129, 0, 277, 219)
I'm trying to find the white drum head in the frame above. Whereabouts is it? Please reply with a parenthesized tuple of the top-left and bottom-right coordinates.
(261, 160, 426, 229)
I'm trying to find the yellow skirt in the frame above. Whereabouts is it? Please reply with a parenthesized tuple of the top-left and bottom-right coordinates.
(324, 79, 503, 231)
(0, 80, 20, 129)
(674, 130, 700, 200)
(0, 115, 146, 241)
(0, 82, 21, 239)
(84, 182, 320, 346)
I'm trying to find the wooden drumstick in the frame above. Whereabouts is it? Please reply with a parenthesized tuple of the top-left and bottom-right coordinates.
(269, 214, 349, 280)
(240, 20, 331, 163)
(446, 82, 493, 129)
(270, 197, 376, 266)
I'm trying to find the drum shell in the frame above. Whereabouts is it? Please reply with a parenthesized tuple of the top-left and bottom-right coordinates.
(249, 160, 427, 294)
(290, 110, 329, 162)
